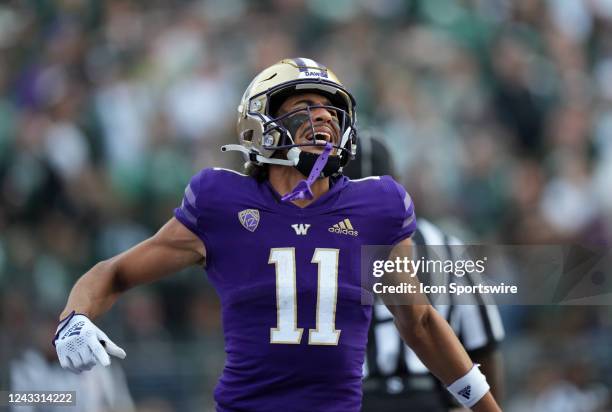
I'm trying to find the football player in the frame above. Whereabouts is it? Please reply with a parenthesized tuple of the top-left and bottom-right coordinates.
(54, 58, 501, 412)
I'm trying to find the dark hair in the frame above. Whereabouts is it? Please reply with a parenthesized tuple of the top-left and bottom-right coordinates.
(245, 162, 269, 181)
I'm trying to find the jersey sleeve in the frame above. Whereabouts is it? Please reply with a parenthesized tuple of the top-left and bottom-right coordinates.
(385, 177, 417, 245)
(174, 168, 211, 245)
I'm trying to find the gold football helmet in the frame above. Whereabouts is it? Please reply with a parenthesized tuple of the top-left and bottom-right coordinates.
(222, 58, 357, 171)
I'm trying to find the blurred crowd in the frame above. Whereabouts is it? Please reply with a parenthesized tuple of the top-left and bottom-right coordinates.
(1, 0, 612, 411)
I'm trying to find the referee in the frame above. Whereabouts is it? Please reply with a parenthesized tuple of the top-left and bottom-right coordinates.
(344, 133, 505, 412)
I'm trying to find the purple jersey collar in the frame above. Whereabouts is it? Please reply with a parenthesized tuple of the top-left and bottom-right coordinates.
(262, 175, 349, 215)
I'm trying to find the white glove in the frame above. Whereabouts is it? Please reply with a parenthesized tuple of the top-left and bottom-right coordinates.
(53, 311, 126, 374)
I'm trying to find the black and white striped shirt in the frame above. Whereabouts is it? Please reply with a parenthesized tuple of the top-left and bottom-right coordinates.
(364, 218, 505, 380)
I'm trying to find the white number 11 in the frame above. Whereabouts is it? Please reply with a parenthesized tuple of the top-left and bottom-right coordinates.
(269, 248, 341, 345)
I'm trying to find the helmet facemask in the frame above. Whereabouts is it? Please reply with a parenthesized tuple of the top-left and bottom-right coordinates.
(265, 102, 353, 164)
(251, 80, 357, 168)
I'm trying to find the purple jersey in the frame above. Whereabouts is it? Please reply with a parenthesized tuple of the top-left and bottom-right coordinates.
(174, 168, 416, 412)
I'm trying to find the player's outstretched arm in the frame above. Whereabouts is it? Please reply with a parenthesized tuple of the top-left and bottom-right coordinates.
(54, 218, 204, 373)
(382, 238, 502, 412)
(60, 218, 206, 319)
(60, 217, 205, 320)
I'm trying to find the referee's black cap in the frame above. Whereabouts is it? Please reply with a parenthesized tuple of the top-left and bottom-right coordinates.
(343, 131, 395, 179)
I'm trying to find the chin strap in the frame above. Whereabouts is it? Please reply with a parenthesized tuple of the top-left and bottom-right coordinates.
(281, 142, 333, 202)
(221, 142, 335, 202)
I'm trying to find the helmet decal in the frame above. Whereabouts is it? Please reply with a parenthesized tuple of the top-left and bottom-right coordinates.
(291, 58, 329, 78)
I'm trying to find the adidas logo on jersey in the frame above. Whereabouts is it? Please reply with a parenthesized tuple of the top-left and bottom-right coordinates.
(328, 219, 358, 236)
(458, 385, 471, 400)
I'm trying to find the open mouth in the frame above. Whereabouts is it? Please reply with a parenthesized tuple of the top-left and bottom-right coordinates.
(307, 130, 335, 145)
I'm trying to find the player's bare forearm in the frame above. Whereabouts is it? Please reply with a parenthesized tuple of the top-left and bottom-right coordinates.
(383, 238, 501, 411)
(389, 304, 501, 411)
(60, 218, 205, 320)
(60, 260, 123, 320)
(389, 304, 469, 383)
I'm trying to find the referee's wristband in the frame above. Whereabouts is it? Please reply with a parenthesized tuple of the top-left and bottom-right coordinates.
(446, 364, 490, 408)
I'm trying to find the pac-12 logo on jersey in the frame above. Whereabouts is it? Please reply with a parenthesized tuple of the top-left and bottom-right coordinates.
(238, 209, 260, 232)
(291, 224, 311, 235)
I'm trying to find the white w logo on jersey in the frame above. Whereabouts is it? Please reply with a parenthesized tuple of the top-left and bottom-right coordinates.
(291, 224, 311, 235)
